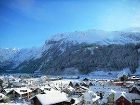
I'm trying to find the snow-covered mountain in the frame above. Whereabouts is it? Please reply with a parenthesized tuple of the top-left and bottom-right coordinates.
(0, 48, 19, 62)
(51, 29, 140, 45)
(0, 29, 140, 74)
(0, 47, 43, 67)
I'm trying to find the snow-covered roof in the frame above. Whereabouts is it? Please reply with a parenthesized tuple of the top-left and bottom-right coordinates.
(129, 84, 140, 91)
(114, 92, 140, 102)
(0, 93, 5, 100)
(67, 86, 75, 91)
(83, 90, 100, 102)
(7, 87, 32, 95)
(40, 85, 52, 90)
(72, 97, 81, 105)
(35, 90, 69, 105)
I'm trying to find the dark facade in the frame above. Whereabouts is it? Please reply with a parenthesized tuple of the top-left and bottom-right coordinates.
(116, 96, 131, 105)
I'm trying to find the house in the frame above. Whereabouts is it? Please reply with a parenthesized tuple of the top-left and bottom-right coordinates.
(75, 86, 88, 96)
(0, 93, 6, 102)
(30, 90, 71, 105)
(83, 78, 89, 82)
(81, 82, 89, 87)
(114, 92, 140, 105)
(116, 95, 131, 105)
(129, 85, 140, 95)
(82, 90, 100, 105)
(31, 88, 45, 96)
(89, 82, 93, 87)
(6, 88, 32, 100)
(63, 86, 75, 96)
(75, 83, 80, 88)
(68, 82, 74, 87)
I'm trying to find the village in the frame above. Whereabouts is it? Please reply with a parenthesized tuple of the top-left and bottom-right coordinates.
(0, 73, 139, 105)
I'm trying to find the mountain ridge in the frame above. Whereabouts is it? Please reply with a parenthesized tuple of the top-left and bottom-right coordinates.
(1, 29, 140, 74)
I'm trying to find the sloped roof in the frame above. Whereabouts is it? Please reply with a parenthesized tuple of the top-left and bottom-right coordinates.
(35, 90, 69, 105)
(114, 92, 140, 102)
(83, 90, 100, 102)
(7, 87, 32, 95)
(0, 93, 5, 100)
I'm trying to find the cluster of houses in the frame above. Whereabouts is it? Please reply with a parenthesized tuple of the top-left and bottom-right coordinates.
(0, 75, 139, 105)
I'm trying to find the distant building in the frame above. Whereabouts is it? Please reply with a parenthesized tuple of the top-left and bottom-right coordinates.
(33, 70, 42, 77)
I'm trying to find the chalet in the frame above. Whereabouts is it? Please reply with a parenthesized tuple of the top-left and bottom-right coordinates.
(0, 93, 6, 102)
(31, 88, 45, 96)
(31, 90, 71, 105)
(75, 86, 88, 96)
(129, 85, 140, 95)
(83, 78, 89, 82)
(63, 86, 75, 96)
(89, 82, 93, 86)
(68, 81, 74, 87)
(6, 88, 32, 100)
(81, 82, 89, 87)
(116, 95, 131, 105)
(83, 90, 100, 105)
(81, 81, 93, 87)
(75, 83, 80, 88)
(114, 92, 140, 105)
(41, 85, 52, 91)
(68, 81, 81, 88)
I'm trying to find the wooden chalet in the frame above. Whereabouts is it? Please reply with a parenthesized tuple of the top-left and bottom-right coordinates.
(114, 92, 140, 105)
(116, 96, 131, 105)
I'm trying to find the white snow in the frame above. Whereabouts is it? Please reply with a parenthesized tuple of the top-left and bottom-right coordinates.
(35, 90, 69, 105)
(51, 29, 140, 45)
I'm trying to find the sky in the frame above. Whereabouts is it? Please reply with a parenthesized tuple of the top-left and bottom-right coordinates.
(0, 0, 140, 48)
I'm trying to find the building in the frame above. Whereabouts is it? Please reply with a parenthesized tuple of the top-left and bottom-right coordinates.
(115, 92, 140, 105)
(6, 88, 32, 100)
(82, 90, 100, 105)
(116, 96, 131, 105)
(129, 85, 140, 95)
(31, 90, 71, 105)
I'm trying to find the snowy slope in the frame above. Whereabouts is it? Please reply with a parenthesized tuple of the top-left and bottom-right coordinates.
(51, 29, 140, 45)
(0, 48, 19, 62)
(51, 29, 108, 44)
(12, 47, 42, 66)
(0, 47, 44, 68)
